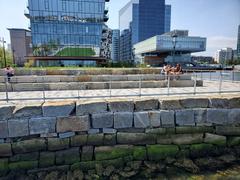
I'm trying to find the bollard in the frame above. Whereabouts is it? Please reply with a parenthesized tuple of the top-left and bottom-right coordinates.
(219, 71, 223, 94)
(139, 74, 142, 97)
(167, 75, 170, 96)
(4, 77, 9, 102)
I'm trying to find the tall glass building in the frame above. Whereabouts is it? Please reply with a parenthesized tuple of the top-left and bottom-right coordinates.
(119, 0, 171, 61)
(25, 0, 109, 66)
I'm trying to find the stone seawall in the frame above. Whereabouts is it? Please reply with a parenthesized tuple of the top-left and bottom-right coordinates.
(0, 95, 240, 179)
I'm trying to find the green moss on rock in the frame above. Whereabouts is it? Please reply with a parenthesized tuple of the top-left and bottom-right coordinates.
(133, 146, 147, 160)
(0, 159, 8, 177)
(95, 145, 133, 161)
(190, 143, 215, 158)
(39, 152, 55, 168)
(9, 161, 38, 171)
(228, 137, 240, 147)
(147, 145, 179, 161)
(71, 161, 97, 171)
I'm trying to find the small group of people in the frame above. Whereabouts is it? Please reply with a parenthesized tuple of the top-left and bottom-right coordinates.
(3, 65, 14, 82)
(161, 63, 183, 76)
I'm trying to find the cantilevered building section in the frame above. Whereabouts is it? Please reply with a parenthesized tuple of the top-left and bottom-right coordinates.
(25, 0, 109, 66)
(134, 30, 206, 66)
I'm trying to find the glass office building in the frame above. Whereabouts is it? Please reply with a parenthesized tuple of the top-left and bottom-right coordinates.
(134, 30, 207, 66)
(119, 0, 171, 61)
(25, 0, 108, 66)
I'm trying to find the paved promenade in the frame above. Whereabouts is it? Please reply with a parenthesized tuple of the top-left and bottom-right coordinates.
(0, 80, 239, 103)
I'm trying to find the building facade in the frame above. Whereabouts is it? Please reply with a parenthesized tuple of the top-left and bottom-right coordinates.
(25, 0, 109, 66)
(100, 26, 112, 60)
(215, 48, 233, 64)
(133, 30, 207, 66)
(191, 56, 214, 64)
(8, 28, 32, 66)
(119, 0, 171, 62)
(111, 29, 120, 62)
(119, 29, 132, 62)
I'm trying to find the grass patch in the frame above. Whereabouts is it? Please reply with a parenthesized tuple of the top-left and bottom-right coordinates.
(56, 48, 96, 56)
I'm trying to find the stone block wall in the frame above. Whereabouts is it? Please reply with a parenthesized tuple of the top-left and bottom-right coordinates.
(0, 95, 240, 178)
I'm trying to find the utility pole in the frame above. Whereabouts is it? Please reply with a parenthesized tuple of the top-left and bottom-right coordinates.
(0, 37, 7, 67)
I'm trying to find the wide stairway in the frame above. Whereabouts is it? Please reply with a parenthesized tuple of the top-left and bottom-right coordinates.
(0, 69, 203, 92)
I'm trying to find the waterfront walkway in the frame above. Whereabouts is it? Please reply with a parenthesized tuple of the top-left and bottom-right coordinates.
(0, 80, 239, 103)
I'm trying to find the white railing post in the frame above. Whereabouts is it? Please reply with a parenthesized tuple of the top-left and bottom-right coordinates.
(4, 77, 9, 102)
(167, 75, 170, 96)
(219, 71, 223, 94)
(139, 74, 142, 97)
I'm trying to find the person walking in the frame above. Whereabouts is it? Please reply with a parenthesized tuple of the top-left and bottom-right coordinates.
(4, 65, 15, 82)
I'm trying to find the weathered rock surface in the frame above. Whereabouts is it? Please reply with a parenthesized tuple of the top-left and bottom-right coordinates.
(108, 100, 134, 112)
(8, 119, 29, 137)
(134, 112, 150, 128)
(76, 100, 107, 116)
(29, 117, 56, 135)
(92, 113, 113, 128)
(43, 101, 75, 117)
(114, 112, 133, 129)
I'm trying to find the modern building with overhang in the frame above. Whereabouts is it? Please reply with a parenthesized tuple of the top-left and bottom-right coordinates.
(133, 30, 206, 66)
(25, 0, 110, 67)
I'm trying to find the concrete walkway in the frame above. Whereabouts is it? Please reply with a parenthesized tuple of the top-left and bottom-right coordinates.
(0, 80, 239, 103)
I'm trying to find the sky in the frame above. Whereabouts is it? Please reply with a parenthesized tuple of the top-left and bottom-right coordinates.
(0, 0, 239, 57)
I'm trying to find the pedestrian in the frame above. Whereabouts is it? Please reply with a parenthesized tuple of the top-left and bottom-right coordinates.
(4, 65, 15, 82)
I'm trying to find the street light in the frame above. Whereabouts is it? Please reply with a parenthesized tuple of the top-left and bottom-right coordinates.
(172, 33, 177, 63)
(0, 37, 7, 67)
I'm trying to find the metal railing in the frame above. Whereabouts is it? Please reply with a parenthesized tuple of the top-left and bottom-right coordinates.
(0, 70, 239, 102)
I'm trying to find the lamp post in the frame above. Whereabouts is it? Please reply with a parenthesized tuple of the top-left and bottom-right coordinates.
(0, 37, 7, 67)
(172, 33, 177, 62)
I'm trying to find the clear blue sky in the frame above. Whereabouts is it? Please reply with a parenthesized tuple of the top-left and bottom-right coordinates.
(0, 0, 239, 57)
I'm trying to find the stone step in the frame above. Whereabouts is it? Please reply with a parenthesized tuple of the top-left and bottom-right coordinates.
(0, 80, 202, 92)
(0, 74, 192, 83)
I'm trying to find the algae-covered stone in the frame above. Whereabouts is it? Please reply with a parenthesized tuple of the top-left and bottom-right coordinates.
(228, 137, 240, 147)
(101, 158, 124, 168)
(71, 134, 88, 147)
(171, 134, 203, 145)
(39, 152, 55, 168)
(56, 147, 80, 165)
(12, 139, 46, 154)
(87, 134, 104, 146)
(190, 143, 215, 158)
(204, 133, 226, 146)
(176, 126, 214, 134)
(135, 99, 159, 111)
(9, 152, 39, 162)
(104, 134, 116, 145)
(0, 143, 12, 157)
(146, 128, 166, 134)
(71, 161, 97, 171)
(43, 101, 75, 117)
(0, 159, 8, 177)
(81, 146, 94, 161)
(147, 145, 179, 160)
(216, 126, 240, 136)
(228, 97, 240, 108)
(48, 138, 69, 151)
(117, 133, 156, 145)
(9, 161, 38, 171)
(156, 135, 172, 144)
(133, 146, 147, 160)
(95, 145, 133, 161)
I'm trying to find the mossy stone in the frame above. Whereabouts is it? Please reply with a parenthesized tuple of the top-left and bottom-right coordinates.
(147, 145, 179, 161)
(101, 158, 124, 168)
(190, 143, 215, 158)
(176, 126, 214, 134)
(133, 146, 147, 160)
(9, 161, 38, 171)
(0, 159, 8, 177)
(71, 161, 98, 171)
(87, 134, 104, 146)
(95, 145, 133, 161)
(39, 152, 55, 168)
(228, 137, 240, 147)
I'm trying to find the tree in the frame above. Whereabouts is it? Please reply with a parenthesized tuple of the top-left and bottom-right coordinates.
(0, 46, 13, 68)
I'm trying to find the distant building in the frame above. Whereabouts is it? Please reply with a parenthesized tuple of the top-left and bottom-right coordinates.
(119, 0, 171, 61)
(134, 30, 206, 66)
(111, 29, 120, 62)
(237, 25, 240, 57)
(100, 26, 112, 60)
(8, 28, 32, 66)
(25, 0, 109, 67)
(215, 48, 233, 64)
(191, 56, 214, 64)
